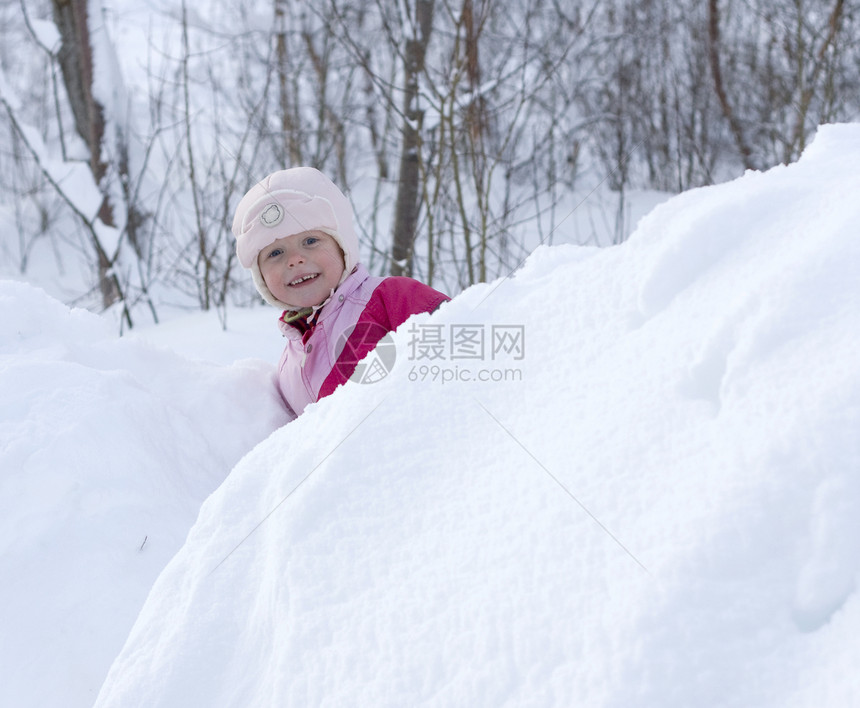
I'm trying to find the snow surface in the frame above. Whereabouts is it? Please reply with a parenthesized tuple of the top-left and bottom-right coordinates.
(2, 124, 859, 707)
(0, 285, 289, 708)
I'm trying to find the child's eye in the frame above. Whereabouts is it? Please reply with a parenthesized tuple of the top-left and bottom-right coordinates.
(303, 236, 319, 247)
(267, 248, 283, 259)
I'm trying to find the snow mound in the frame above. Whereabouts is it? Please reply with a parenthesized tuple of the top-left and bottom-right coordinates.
(92, 123, 860, 707)
(0, 282, 289, 708)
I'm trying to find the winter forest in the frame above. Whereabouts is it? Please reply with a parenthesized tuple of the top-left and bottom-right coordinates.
(1, 0, 857, 328)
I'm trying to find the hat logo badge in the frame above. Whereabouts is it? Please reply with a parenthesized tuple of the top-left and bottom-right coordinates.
(260, 203, 285, 228)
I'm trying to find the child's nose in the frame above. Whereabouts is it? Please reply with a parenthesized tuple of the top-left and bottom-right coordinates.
(287, 250, 305, 267)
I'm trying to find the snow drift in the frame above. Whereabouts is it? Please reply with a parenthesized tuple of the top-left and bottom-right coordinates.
(2, 124, 858, 708)
(90, 124, 860, 707)
(0, 286, 289, 708)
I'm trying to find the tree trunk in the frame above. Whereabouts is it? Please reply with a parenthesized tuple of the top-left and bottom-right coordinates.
(390, 0, 434, 277)
(274, 0, 303, 166)
(51, 0, 111, 221)
(707, 0, 755, 172)
(51, 0, 121, 308)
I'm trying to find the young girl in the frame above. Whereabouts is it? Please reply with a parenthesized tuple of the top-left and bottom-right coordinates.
(232, 167, 449, 419)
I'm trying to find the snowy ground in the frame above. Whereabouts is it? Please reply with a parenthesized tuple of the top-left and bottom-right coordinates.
(2, 124, 859, 707)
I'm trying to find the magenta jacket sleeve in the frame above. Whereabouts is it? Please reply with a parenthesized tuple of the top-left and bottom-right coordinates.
(317, 277, 449, 399)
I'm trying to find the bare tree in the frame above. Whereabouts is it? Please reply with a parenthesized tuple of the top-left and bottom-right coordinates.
(783, 0, 847, 162)
(5, 0, 860, 321)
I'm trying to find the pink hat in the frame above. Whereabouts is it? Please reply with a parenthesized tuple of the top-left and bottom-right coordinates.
(232, 167, 359, 309)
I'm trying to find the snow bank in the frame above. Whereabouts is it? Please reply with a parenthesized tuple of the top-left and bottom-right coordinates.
(90, 123, 860, 707)
(0, 283, 289, 708)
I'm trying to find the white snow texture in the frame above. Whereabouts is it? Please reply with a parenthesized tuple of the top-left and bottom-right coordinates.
(2, 124, 859, 707)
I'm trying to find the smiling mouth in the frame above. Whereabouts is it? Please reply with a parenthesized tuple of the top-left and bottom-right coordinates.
(289, 273, 319, 286)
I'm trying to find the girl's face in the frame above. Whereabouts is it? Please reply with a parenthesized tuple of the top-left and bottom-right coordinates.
(258, 230, 345, 309)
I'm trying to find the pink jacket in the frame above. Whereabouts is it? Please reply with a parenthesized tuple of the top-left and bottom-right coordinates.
(276, 264, 448, 417)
